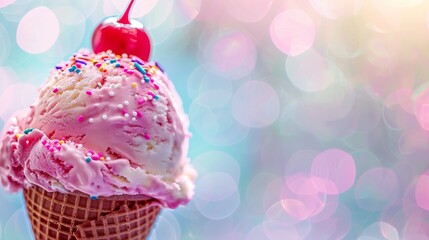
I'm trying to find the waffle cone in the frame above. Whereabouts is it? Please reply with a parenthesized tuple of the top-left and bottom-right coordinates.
(23, 185, 161, 240)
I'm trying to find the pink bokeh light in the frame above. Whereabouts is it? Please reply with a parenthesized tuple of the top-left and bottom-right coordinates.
(270, 9, 315, 56)
(311, 149, 356, 194)
(16, 6, 59, 54)
(415, 173, 429, 211)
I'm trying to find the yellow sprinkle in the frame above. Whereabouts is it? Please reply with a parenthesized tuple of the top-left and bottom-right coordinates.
(15, 134, 22, 140)
(102, 63, 108, 67)
(100, 157, 105, 161)
(59, 140, 64, 145)
(131, 82, 138, 88)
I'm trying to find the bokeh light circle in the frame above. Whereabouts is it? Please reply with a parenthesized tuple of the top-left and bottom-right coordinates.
(286, 49, 337, 92)
(310, 0, 363, 19)
(415, 173, 429, 211)
(0, 22, 10, 64)
(110, 0, 158, 18)
(192, 151, 241, 182)
(264, 201, 313, 239)
(282, 174, 327, 220)
(355, 167, 399, 211)
(16, 6, 60, 54)
(148, 211, 180, 240)
(196, 172, 237, 201)
(0, 84, 38, 122)
(311, 149, 356, 194)
(189, 98, 249, 146)
(0, 0, 14, 9)
(232, 80, 280, 128)
(194, 187, 240, 220)
(226, 0, 273, 23)
(270, 9, 315, 56)
(208, 31, 257, 80)
(171, 0, 201, 28)
(358, 222, 400, 240)
(3, 208, 34, 240)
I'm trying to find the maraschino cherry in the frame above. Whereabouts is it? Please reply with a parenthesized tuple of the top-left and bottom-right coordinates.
(92, 0, 151, 61)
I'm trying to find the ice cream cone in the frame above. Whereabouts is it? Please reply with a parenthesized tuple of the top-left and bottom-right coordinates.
(23, 185, 161, 240)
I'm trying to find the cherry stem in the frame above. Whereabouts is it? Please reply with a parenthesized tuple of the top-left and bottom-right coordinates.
(118, 0, 135, 24)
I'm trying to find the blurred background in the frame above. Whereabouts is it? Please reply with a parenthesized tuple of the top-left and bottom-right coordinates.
(2, 0, 429, 239)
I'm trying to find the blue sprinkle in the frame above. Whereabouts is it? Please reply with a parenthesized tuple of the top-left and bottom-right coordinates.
(23, 128, 34, 134)
(76, 69, 81, 74)
(90, 196, 97, 200)
(55, 65, 62, 70)
(85, 157, 92, 163)
(115, 63, 120, 68)
(110, 59, 117, 63)
(154, 95, 159, 100)
(134, 62, 146, 75)
(143, 75, 150, 83)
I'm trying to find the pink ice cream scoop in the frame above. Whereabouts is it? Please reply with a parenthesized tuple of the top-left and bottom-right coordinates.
(0, 50, 195, 208)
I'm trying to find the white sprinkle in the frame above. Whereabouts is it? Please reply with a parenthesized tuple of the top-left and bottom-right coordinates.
(102, 114, 108, 120)
(123, 100, 129, 105)
(153, 116, 158, 120)
(106, 157, 111, 161)
(124, 113, 130, 118)
(87, 153, 92, 156)
(109, 91, 115, 96)
(141, 80, 145, 84)
(122, 75, 127, 80)
(118, 104, 124, 109)
(98, 82, 102, 87)
(88, 118, 94, 123)
(132, 111, 137, 117)
(132, 117, 137, 121)
(143, 97, 148, 101)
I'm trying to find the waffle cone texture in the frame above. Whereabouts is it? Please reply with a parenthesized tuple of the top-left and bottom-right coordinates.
(23, 185, 161, 240)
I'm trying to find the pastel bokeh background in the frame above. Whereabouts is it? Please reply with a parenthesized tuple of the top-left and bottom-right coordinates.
(2, 0, 429, 239)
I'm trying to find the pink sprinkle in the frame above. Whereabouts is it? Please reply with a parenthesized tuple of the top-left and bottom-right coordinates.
(150, 78, 154, 83)
(98, 152, 103, 156)
(88, 150, 95, 154)
(146, 73, 152, 77)
(144, 134, 151, 140)
(136, 111, 142, 118)
(86, 91, 92, 96)
(49, 147, 54, 152)
(92, 155, 100, 160)
(53, 88, 59, 93)
(138, 99, 145, 105)
(45, 143, 50, 148)
(53, 140, 59, 144)
(153, 84, 159, 90)
(55, 146, 61, 150)
(148, 91, 155, 97)
(122, 109, 128, 115)
(76, 64, 82, 68)
(95, 63, 102, 68)
(77, 115, 84, 122)
(42, 140, 47, 145)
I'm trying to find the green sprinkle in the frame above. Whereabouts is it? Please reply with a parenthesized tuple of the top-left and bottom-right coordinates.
(85, 157, 92, 163)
